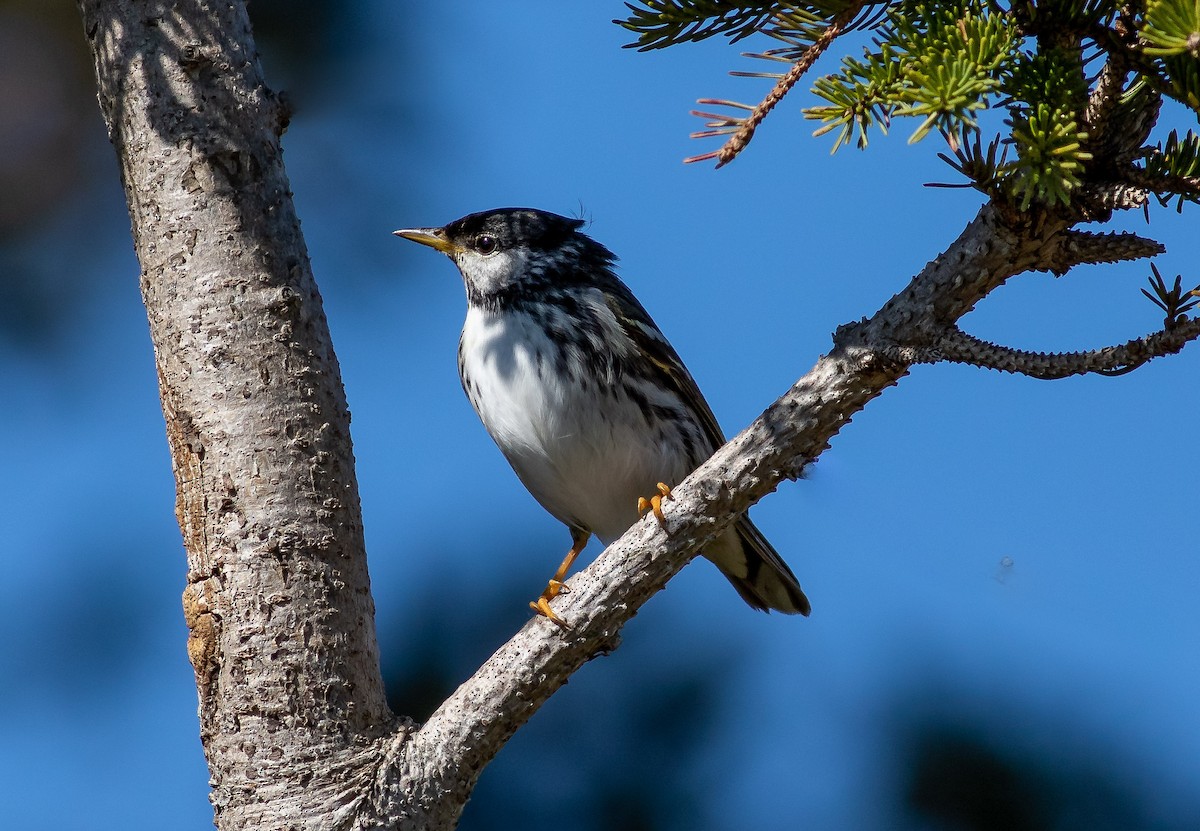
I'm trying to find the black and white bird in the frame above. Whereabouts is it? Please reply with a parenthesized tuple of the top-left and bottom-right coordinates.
(395, 208, 809, 626)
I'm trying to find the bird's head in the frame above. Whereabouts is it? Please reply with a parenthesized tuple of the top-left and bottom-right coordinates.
(394, 208, 616, 306)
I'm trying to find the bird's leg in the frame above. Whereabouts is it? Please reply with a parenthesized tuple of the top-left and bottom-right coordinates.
(530, 527, 590, 629)
(637, 482, 673, 526)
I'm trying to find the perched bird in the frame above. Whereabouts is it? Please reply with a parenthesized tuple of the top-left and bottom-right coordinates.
(395, 208, 809, 626)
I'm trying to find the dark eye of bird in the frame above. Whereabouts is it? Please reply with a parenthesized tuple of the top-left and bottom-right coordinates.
(475, 234, 498, 255)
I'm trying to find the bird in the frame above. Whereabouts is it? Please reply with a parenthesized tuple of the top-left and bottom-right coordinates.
(394, 208, 810, 627)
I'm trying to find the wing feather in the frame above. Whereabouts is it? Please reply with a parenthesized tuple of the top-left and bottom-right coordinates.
(602, 291, 726, 456)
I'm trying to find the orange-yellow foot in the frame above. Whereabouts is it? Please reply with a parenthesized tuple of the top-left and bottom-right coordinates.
(530, 594, 571, 630)
(637, 482, 673, 526)
(529, 528, 590, 630)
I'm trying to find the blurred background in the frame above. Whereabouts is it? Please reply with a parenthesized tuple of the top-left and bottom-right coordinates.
(1, 1, 1198, 828)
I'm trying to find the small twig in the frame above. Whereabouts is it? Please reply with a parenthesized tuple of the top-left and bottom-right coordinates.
(1042, 229, 1165, 275)
(1075, 181, 1150, 217)
(1142, 264, 1200, 324)
(686, 0, 867, 168)
(1123, 166, 1200, 199)
(888, 322, 1200, 379)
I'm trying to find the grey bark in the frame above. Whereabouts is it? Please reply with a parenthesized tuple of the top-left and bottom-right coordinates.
(77, 0, 395, 826)
(77, 1, 1194, 830)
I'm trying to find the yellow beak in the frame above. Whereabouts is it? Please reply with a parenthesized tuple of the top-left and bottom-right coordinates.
(393, 226, 458, 255)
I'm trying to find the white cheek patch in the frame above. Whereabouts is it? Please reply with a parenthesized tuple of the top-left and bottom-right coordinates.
(456, 248, 528, 296)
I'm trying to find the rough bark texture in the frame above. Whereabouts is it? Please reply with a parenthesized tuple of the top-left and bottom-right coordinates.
(78, 2, 1193, 830)
(77, 1, 395, 827)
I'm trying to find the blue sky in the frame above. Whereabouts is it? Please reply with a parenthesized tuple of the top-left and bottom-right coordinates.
(2, 3, 1198, 828)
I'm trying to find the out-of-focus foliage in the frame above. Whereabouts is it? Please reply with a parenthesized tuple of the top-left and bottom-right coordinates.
(0, 0, 360, 352)
(887, 677, 1200, 831)
(382, 554, 729, 831)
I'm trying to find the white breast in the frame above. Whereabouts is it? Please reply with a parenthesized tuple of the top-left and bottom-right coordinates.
(458, 305, 695, 542)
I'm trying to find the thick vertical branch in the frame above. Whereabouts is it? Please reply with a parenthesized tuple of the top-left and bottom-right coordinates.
(77, 1, 392, 827)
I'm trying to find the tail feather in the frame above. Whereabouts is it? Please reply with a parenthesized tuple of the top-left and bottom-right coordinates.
(705, 517, 810, 616)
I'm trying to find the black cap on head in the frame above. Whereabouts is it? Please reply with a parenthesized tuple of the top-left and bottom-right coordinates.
(445, 208, 585, 253)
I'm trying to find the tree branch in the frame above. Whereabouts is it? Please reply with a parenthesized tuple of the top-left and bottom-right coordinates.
(889, 321, 1200, 378)
(1043, 229, 1165, 274)
(1124, 165, 1200, 200)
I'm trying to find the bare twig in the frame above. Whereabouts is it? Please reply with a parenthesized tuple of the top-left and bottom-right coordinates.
(1042, 229, 1165, 274)
(889, 322, 1200, 378)
(686, 0, 867, 168)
